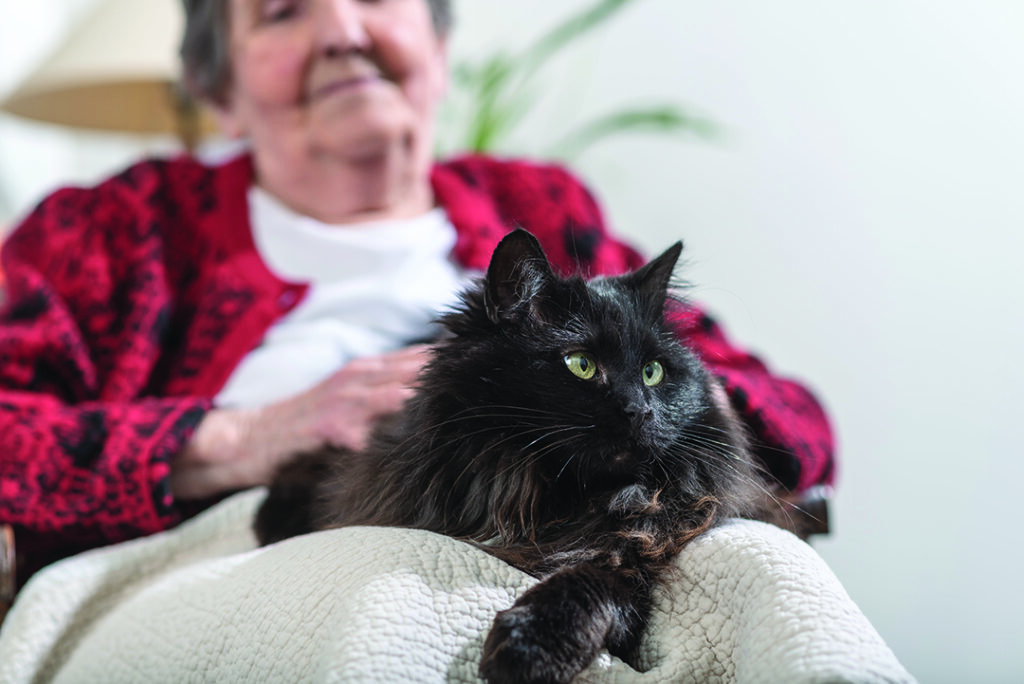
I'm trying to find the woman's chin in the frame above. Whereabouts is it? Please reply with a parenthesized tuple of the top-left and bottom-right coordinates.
(311, 110, 414, 162)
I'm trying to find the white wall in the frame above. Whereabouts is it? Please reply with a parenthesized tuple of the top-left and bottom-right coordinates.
(0, 0, 175, 226)
(3, 1, 1024, 681)
(455, 2, 1023, 681)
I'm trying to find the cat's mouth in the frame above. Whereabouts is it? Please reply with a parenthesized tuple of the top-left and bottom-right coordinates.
(597, 449, 646, 472)
(600, 440, 662, 468)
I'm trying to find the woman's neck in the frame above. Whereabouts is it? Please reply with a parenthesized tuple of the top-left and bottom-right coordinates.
(253, 139, 435, 225)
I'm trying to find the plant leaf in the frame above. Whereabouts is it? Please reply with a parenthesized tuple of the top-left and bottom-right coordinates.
(515, 0, 635, 84)
(550, 105, 719, 160)
(463, 0, 639, 152)
(441, 0, 717, 157)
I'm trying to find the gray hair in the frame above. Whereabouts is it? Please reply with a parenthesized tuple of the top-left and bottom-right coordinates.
(180, 0, 453, 106)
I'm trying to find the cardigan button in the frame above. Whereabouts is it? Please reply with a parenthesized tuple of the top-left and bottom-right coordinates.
(277, 290, 299, 309)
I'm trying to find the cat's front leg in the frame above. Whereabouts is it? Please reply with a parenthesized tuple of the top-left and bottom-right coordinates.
(478, 564, 647, 684)
(254, 450, 334, 545)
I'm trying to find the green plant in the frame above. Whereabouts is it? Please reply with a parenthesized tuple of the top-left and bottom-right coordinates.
(440, 0, 715, 160)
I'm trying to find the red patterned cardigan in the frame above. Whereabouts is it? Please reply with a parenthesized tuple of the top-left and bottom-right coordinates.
(0, 153, 835, 580)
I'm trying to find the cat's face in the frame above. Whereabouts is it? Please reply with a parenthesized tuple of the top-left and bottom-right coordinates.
(433, 230, 723, 484)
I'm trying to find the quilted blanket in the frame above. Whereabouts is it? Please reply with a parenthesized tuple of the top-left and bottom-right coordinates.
(0, 490, 913, 683)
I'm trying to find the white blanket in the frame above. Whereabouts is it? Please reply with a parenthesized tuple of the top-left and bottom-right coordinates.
(0, 490, 913, 683)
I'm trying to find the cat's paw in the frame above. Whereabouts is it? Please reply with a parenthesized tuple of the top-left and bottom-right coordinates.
(478, 604, 597, 684)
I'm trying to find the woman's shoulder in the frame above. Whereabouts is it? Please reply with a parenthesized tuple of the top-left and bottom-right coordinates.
(5, 154, 252, 270)
(432, 154, 642, 276)
(26, 153, 250, 221)
(101, 153, 251, 210)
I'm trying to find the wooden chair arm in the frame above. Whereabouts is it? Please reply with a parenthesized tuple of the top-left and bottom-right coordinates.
(1, 523, 15, 626)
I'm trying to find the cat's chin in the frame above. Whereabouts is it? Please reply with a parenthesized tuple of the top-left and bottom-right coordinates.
(589, 447, 653, 475)
(604, 437, 667, 462)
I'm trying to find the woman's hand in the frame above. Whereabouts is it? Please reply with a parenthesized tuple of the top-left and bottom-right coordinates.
(170, 345, 430, 500)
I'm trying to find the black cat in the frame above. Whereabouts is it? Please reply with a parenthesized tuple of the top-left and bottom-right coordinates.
(255, 229, 765, 684)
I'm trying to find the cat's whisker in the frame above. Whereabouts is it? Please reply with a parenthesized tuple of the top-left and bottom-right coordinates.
(669, 441, 815, 532)
(676, 438, 744, 463)
(665, 436, 753, 479)
(680, 425, 744, 447)
(376, 420, 570, 499)
(670, 437, 752, 474)
(378, 413, 555, 465)
(683, 423, 738, 439)
(528, 431, 590, 463)
(407, 406, 591, 443)
(429, 424, 573, 505)
(482, 429, 591, 503)
(688, 422, 810, 465)
(489, 427, 589, 481)
(703, 455, 824, 529)
(525, 436, 594, 486)
(433, 403, 593, 424)
(555, 453, 578, 482)
(439, 424, 592, 522)
(521, 424, 593, 452)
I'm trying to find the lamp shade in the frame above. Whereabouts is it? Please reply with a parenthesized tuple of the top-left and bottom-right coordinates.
(0, 0, 216, 142)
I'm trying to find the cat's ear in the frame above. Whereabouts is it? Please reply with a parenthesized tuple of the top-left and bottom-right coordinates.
(628, 241, 683, 301)
(485, 229, 555, 324)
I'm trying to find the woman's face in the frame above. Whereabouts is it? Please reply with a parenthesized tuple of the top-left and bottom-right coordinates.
(220, 0, 447, 198)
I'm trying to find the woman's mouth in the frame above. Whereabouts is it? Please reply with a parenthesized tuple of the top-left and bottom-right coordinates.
(311, 75, 383, 100)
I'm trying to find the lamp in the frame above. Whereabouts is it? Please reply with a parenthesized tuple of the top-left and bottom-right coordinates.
(0, 0, 217, 150)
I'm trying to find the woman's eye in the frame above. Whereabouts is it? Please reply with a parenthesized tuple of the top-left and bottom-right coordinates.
(262, 0, 299, 22)
(642, 361, 665, 387)
(564, 352, 598, 380)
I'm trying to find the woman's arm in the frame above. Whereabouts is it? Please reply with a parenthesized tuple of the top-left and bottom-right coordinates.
(0, 181, 219, 576)
(668, 306, 836, 493)
(170, 345, 429, 500)
(0, 268, 206, 567)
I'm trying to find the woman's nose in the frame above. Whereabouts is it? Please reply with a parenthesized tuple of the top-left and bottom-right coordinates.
(315, 0, 371, 55)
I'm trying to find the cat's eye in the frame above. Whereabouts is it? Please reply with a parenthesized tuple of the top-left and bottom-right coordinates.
(564, 352, 598, 380)
(642, 361, 665, 386)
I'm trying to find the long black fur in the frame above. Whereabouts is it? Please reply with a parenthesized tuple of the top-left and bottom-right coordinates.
(254, 229, 763, 684)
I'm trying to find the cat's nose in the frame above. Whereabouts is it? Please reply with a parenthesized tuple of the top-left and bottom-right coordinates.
(623, 399, 652, 422)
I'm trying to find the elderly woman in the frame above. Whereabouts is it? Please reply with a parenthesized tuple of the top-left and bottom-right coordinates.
(0, 0, 833, 590)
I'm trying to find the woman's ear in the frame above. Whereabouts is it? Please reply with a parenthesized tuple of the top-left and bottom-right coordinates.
(438, 37, 450, 97)
(424, 32, 450, 103)
(211, 100, 247, 140)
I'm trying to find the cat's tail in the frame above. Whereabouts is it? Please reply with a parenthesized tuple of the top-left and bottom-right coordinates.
(253, 451, 333, 546)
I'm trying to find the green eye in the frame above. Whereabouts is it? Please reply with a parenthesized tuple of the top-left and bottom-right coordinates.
(642, 361, 665, 386)
(564, 352, 598, 380)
